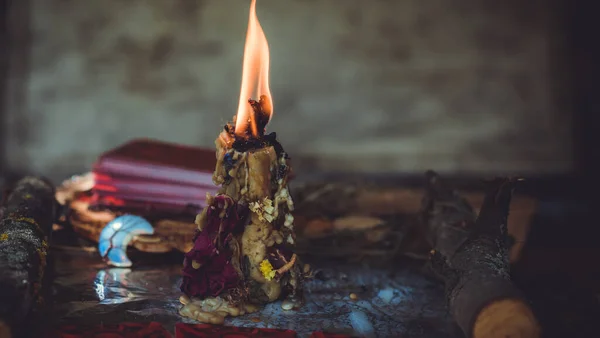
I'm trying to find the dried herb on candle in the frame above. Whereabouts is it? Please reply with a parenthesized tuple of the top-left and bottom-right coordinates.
(223, 153, 237, 177)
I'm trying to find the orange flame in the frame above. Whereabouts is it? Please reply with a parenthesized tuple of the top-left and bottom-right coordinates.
(235, 0, 272, 138)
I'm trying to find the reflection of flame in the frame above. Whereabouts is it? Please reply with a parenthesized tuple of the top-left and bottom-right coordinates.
(235, 0, 272, 138)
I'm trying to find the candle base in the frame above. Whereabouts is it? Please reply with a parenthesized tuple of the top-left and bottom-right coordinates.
(179, 295, 259, 325)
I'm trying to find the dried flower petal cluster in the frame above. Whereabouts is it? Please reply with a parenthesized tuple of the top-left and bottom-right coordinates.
(259, 259, 276, 281)
(181, 195, 247, 298)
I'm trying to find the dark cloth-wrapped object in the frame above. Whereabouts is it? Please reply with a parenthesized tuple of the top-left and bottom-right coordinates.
(0, 177, 57, 338)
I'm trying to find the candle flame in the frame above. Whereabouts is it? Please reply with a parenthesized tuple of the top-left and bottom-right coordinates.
(235, 0, 272, 138)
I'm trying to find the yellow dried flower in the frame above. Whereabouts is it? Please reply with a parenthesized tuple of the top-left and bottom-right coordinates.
(259, 259, 276, 281)
(0, 233, 7, 241)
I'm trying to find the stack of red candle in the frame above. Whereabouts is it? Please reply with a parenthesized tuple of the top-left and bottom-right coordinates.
(89, 138, 219, 215)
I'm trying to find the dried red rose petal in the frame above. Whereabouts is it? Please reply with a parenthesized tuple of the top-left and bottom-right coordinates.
(175, 323, 297, 338)
(180, 195, 247, 298)
(47, 322, 173, 338)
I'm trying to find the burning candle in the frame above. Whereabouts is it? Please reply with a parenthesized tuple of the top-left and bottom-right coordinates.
(178, 0, 310, 324)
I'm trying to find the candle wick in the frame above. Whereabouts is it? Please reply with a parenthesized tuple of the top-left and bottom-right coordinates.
(248, 97, 269, 138)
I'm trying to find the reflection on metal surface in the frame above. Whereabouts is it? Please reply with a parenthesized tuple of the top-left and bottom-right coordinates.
(52, 244, 459, 337)
(94, 269, 133, 304)
(98, 215, 154, 267)
(94, 278, 105, 301)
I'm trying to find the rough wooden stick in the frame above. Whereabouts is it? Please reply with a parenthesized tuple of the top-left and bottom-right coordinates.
(0, 177, 56, 338)
(421, 171, 540, 338)
(293, 180, 537, 262)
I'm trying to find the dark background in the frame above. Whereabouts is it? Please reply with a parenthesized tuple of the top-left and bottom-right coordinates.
(1, 0, 599, 337)
(0, 0, 579, 182)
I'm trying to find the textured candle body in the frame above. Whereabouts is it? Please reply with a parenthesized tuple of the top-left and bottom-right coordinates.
(179, 129, 307, 324)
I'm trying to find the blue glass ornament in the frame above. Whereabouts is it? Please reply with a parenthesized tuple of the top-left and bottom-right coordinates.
(98, 215, 154, 267)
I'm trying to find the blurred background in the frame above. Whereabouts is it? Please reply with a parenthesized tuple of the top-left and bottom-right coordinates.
(2, 0, 595, 185)
(1, 1, 599, 336)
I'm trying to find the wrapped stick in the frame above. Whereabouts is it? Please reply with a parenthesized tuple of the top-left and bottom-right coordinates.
(421, 172, 540, 338)
(0, 177, 56, 338)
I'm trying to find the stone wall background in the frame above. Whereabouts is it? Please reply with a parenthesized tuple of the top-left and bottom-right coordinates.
(2, 0, 573, 183)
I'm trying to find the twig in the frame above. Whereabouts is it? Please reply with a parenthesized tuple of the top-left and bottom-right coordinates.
(421, 171, 539, 338)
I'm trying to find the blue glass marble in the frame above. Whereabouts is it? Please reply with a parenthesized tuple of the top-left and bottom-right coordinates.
(98, 215, 154, 267)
